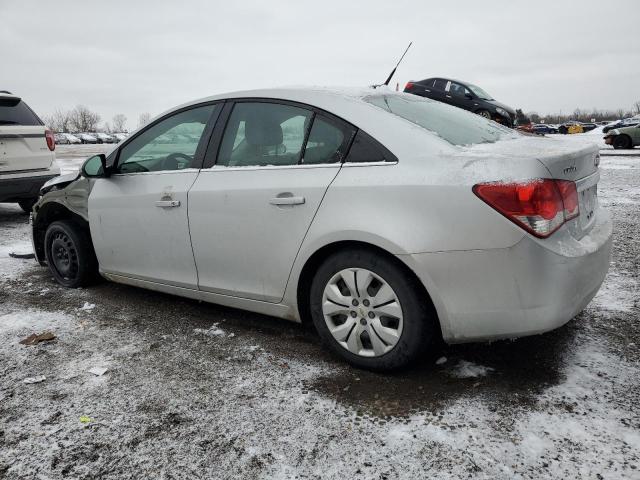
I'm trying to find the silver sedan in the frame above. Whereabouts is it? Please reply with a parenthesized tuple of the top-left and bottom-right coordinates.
(32, 87, 612, 370)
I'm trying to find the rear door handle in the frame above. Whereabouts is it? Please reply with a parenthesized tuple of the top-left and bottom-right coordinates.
(155, 200, 181, 208)
(269, 195, 305, 206)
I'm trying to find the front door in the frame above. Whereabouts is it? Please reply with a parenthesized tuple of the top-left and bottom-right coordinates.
(189, 100, 354, 302)
(88, 104, 219, 288)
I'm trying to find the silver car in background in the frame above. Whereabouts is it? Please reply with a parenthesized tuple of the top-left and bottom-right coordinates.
(31, 87, 612, 370)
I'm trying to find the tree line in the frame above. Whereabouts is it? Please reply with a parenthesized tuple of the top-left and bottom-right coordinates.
(43, 106, 151, 134)
(520, 100, 640, 125)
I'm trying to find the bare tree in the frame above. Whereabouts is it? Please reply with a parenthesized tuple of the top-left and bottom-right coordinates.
(112, 113, 127, 132)
(43, 108, 73, 133)
(103, 122, 112, 134)
(138, 112, 151, 128)
(634, 101, 640, 116)
(69, 105, 101, 132)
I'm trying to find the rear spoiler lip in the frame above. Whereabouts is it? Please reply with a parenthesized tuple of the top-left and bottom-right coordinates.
(0, 93, 22, 102)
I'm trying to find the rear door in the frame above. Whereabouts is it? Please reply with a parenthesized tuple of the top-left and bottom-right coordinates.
(428, 78, 449, 105)
(88, 103, 221, 289)
(189, 100, 355, 302)
(0, 95, 53, 173)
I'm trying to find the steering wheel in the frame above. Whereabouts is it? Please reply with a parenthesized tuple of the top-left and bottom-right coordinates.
(162, 152, 193, 170)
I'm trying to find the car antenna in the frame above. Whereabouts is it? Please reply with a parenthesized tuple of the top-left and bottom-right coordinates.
(372, 42, 412, 89)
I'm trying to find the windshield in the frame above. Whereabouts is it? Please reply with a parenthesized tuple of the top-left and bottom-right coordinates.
(364, 94, 517, 146)
(466, 83, 493, 100)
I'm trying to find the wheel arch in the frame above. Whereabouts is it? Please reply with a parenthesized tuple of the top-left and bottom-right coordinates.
(294, 239, 444, 341)
(32, 201, 91, 265)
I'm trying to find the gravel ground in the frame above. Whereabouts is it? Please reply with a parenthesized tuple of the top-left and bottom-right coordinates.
(0, 146, 638, 479)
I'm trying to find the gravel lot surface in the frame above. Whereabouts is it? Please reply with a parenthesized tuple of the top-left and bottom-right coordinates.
(0, 144, 638, 479)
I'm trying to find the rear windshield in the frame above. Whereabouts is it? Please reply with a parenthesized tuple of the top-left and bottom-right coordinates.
(0, 98, 43, 126)
(364, 94, 517, 146)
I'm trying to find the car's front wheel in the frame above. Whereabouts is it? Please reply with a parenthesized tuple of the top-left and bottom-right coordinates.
(613, 135, 632, 150)
(44, 220, 99, 288)
(477, 109, 492, 120)
(310, 248, 437, 371)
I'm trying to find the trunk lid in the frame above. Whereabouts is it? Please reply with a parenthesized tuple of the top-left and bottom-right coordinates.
(0, 125, 53, 173)
(0, 94, 53, 173)
(462, 136, 601, 239)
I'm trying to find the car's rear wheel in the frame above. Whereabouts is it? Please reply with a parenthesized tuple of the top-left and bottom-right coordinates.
(44, 220, 99, 288)
(18, 198, 37, 213)
(613, 135, 632, 150)
(477, 109, 492, 120)
(310, 248, 437, 371)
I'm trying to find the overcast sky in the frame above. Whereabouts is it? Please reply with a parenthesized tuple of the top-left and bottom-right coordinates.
(2, 0, 638, 130)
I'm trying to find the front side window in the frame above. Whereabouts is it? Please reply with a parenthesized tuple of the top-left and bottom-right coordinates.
(217, 102, 312, 167)
(116, 105, 215, 173)
(364, 94, 518, 146)
(449, 82, 466, 97)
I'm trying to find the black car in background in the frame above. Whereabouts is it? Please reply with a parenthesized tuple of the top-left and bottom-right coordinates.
(404, 77, 516, 127)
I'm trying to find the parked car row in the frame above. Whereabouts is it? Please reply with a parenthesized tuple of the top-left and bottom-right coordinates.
(54, 131, 129, 144)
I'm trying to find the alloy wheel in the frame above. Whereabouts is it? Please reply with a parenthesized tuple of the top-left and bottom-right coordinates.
(322, 268, 403, 357)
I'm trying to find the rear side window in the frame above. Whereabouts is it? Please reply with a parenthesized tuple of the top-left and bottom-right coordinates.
(364, 94, 517, 146)
(0, 98, 42, 126)
(302, 115, 354, 164)
(432, 79, 447, 91)
(345, 130, 396, 163)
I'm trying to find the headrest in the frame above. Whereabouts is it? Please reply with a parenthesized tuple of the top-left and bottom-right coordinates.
(245, 117, 283, 146)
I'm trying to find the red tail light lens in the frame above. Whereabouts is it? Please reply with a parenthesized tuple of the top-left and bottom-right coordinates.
(555, 179, 579, 220)
(404, 82, 414, 91)
(473, 179, 580, 238)
(45, 129, 55, 151)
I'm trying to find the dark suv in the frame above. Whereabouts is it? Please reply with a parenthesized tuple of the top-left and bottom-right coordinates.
(404, 78, 516, 127)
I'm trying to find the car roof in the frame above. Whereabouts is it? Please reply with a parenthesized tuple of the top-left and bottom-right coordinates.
(150, 86, 460, 157)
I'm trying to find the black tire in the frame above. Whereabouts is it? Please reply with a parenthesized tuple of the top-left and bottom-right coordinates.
(44, 220, 99, 288)
(613, 135, 632, 150)
(476, 109, 492, 120)
(18, 198, 37, 213)
(309, 248, 438, 371)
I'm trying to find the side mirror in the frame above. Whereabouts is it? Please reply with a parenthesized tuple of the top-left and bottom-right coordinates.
(81, 154, 110, 178)
(465, 92, 473, 99)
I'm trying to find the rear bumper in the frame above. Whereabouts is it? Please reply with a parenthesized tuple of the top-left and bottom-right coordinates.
(401, 209, 613, 343)
(0, 167, 60, 203)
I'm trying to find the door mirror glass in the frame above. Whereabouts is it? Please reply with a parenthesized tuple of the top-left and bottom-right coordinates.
(82, 154, 107, 178)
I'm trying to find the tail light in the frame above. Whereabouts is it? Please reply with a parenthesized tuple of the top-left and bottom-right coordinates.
(404, 82, 414, 91)
(473, 179, 580, 238)
(45, 129, 55, 151)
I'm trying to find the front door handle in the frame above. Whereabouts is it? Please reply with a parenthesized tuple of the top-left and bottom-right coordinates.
(269, 195, 305, 206)
(155, 200, 181, 208)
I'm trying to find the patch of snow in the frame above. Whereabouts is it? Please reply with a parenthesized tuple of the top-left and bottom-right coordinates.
(194, 323, 226, 337)
(448, 360, 495, 378)
(79, 302, 95, 311)
(23, 375, 46, 384)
